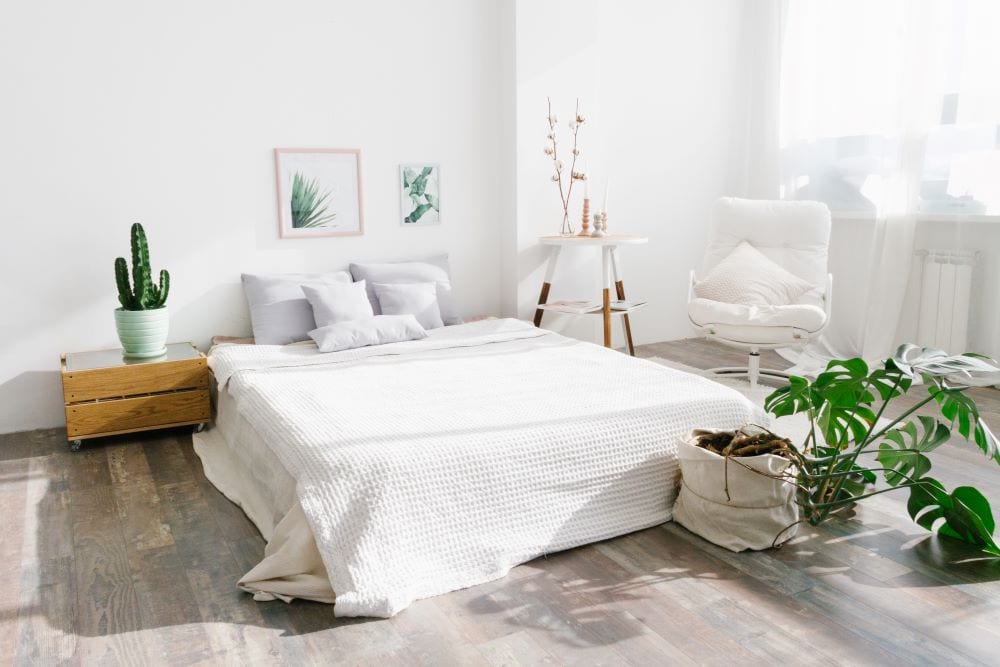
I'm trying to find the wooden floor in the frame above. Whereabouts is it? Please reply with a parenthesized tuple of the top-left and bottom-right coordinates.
(3, 338, 1000, 665)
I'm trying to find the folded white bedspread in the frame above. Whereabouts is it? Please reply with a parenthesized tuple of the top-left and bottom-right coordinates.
(210, 318, 763, 617)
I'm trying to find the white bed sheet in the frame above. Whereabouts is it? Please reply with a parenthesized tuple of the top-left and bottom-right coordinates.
(201, 318, 765, 617)
(193, 390, 335, 602)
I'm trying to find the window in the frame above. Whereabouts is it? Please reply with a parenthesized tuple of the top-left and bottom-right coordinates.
(779, 0, 1000, 216)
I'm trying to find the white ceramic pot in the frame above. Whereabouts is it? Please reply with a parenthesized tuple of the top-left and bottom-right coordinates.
(114, 307, 169, 358)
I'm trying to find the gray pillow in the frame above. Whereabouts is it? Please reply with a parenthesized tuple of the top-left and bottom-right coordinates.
(241, 271, 352, 345)
(309, 315, 427, 353)
(302, 280, 374, 328)
(349, 255, 462, 325)
(372, 282, 444, 330)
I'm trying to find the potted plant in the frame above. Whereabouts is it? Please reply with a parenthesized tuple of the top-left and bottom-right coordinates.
(677, 346, 1000, 555)
(673, 425, 801, 552)
(114, 223, 170, 358)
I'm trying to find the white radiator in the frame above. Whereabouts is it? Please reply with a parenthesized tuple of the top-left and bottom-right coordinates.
(914, 250, 977, 353)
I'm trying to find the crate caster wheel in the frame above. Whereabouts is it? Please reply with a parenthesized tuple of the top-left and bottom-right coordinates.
(193, 422, 207, 434)
(70, 439, 83, 452)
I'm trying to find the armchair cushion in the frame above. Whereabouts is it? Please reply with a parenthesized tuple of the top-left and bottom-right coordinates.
(694, 241, 814, 306)
(688, 298, 826, 332)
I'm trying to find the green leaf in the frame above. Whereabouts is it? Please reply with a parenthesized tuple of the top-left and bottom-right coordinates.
(817, 401, 877, 449)
(876, 416, 949, 486)
(906, 478, 1000, 556)
(408, 167, 432, 198)
(928, 385, 1000, 464)
(405, 202, 433, 224)
(908, 477, 948, 532)
(869, 359, 912, 400)
(290, 172, 337, 229)
(764, 375, 815, 418)
(954, 486, 997, 536)
(814, 358, 875, 407)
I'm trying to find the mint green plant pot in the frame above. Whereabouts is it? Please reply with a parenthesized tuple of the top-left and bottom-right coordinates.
(115, 307, 169, 358)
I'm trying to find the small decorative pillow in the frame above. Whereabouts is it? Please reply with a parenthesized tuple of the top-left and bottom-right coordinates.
(694, 241, 814, 306)
(242, 271, 353, 345)
(349, 255, 462, 325)
(309, 315, 427, 353)
(302, 280, 374, 328)
(373, 282, 444, 330)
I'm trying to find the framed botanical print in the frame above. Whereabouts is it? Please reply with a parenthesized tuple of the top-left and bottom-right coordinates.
(400, 163, 441, 226)
(274, 148, 364, 238)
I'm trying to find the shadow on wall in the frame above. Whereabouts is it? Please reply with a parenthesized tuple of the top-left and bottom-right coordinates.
(0, 371, 65, 432)
(169, 282, 251, 350)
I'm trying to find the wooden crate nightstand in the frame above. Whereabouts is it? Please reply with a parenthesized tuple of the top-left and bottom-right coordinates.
(61, 342, 212, 451)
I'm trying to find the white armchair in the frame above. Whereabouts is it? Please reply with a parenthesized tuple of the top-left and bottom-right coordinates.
(687, 198, 833, 387)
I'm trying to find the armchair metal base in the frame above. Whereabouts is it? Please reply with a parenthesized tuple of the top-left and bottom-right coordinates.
(707, 352, 792, 389)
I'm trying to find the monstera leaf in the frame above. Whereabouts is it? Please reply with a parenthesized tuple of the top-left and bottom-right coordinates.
(764, 375, 817, 418)
(811, 359, 879, 448)
(876, 416, 950, 486)
(928, 385, 1000, 463)
(907, 479, 1000, 556)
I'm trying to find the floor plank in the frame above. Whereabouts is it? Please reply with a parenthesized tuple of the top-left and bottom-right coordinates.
(1, 337, 998, 665)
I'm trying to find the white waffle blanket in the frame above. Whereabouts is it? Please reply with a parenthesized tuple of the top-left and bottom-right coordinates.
(210, 318, 763, 617)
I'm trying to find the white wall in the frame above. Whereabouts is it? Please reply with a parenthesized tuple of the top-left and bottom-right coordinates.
(0, 0, 505, 433)
(512, 0, 751, 344)
(0, 0, 776, 433)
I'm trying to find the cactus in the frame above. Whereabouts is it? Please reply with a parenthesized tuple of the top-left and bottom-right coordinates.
(115, 223, 170, 310)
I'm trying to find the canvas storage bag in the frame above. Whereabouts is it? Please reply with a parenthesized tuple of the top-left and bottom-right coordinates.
(672, 431, 799, 551)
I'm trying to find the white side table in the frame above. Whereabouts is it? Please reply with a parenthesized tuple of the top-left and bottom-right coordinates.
(534, 234, 649, 355)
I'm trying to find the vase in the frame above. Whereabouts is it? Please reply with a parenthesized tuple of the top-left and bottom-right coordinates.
(114, 307, 169, 358)
(560, 211, 575, 236)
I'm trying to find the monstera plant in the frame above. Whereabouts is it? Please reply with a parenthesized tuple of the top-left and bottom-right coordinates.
(763, 346, 1000, 556)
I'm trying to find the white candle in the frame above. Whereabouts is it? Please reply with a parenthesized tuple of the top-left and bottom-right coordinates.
(585, 172, 590, 198)
(603, 179, 610, 212)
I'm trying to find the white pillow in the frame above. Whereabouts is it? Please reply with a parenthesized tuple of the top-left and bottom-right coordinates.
(309, 315, 427, 353)
(349, 255, 462, 325)
(302, 280, 374, 328)
(373, 282, 444, 330)
(241, 271, 352, 345)
(694, 241, 813, 306)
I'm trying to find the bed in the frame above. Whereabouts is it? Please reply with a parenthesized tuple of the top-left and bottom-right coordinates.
(194, 318, 763, 618)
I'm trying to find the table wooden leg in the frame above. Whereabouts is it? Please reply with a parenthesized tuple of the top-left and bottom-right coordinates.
(602, 287, 612, 347)
(602, 246, 612, 347)
(615, 280, 635, 356)
(610, 246, 635, 356)
(534, 246, 562, 327)
(533, 282, 551, 327)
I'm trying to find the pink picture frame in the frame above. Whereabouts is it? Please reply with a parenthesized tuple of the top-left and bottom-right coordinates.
(274, 148, 365, 238)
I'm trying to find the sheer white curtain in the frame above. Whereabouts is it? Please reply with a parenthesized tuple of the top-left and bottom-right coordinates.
(778, 0, 1000, 367)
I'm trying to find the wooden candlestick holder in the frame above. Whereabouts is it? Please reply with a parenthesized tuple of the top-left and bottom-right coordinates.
(579, 198, 591, 236)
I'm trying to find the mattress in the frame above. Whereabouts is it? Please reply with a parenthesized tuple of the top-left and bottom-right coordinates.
(197, 318, 764, 616)
(194, 389, 334, 602)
